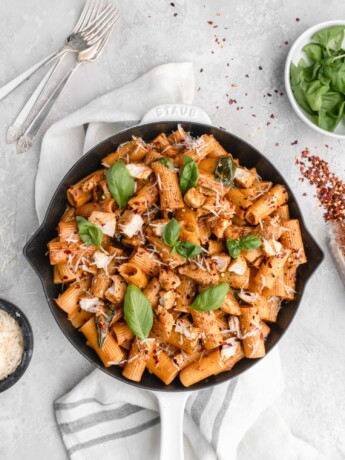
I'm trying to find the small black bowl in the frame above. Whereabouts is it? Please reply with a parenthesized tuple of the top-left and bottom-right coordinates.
(0, 299, 33, 393)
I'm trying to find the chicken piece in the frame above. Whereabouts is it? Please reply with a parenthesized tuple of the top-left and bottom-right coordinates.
(183, 187, 206, 209)
(105, 275, 127, 305)
(211, 253, 231, 272)
(159, 290, 177, 309)
(126, 163, 153, 180)
(159, 270, 181, 291)
(88, 211, 116, 237)
(118, 210, 144, 238)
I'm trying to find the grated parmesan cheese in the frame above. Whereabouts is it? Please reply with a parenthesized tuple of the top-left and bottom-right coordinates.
(0, 310, 24, 381)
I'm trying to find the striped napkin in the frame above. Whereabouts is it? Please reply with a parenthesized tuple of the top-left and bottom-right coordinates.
(35, 62, 325, 459)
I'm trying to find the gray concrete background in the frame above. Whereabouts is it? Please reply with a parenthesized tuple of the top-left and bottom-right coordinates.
(0, 1, 344, 458)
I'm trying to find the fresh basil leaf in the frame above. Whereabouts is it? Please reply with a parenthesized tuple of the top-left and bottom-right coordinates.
(312, 25, 345, 52)
(314, 91, 345, 131)
(239, 234, 262, 251)
(189, 283, 229, 312)
(179, 155, 198, 195)
(151, 157, 175, 170)
(303, 43, 324, 62)
(214, 156, 237, 187)
(95, 305, 115, 348)
(290, 63, 317, 116)
(226, 238, 241, 259)
(174, 241, 202, 258)
(305, 80, 329, 111)
(105, 160, 135, 208)
(163, 218, 181, 247)
(323, 62, 345, 94)
(302, 63, 322, 82)
(76, 216, 105, 252)
(124, 284, 153, 341)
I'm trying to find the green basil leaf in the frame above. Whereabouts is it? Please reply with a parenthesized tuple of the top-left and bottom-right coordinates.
(163, 218, 181, 247)
(124, 284, 153, 341)
(174, 241, 202, 258)
(189, 283, 229, 312)
(179, 155, 198, 195)
(239, 234, 262, 251)
(303, 43, 324, 62)
(95, 305, 115, 348)
(151, 157, 175, 170)
(304, 80, 329, 111)
(290, 63, 317, 116)
(312, 25, 345, 52)
(105, 160, 135, 208)
(302, 63, 322, 82)
(214, 156, 237, 187)
(323, 62, 345, 94)
(226, 238, 241, 259)
(314, 91, 345, 131)
(76, 216, 105, 252)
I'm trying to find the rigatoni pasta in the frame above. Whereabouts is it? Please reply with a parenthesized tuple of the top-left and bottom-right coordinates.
(49, 126, 307, 387)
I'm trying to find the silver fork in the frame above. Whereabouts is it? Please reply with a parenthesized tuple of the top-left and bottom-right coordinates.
(16, 10, 119, 154)
(6, 0, 108, 143)
(0, 0, 116, 102)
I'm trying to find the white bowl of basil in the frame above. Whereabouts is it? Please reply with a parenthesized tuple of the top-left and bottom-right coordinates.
(285, 21, 345, 138)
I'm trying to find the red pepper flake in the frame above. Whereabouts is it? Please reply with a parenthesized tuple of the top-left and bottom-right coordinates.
(275, 143, 279, 147)
(280, 92, 284, 96)
(170, 2, 175, 6)
(231, 83, 237, 87)
(229, 99, 237, 105)
(245, 74, 249, 78)
(200, 68, 204, 73)
(298, 148, 345, 221)
(296, 17, 300, 22)
(284, 40, 289, 45)
(267, 93, 272, 97)
(252, 114, 256, 117)
(259, 65, 263, 70)
(266, 122, 271, 126)
(270, 113, 275, 119)
(173, 12, 178, 16)
(291, 140, 298, 145)
(207, 20, 213, 25)
(302, 193, 307, 196)
(226, 63, 230, 66)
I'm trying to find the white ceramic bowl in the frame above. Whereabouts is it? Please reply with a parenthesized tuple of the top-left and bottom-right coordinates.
(285, 20, 345, 139)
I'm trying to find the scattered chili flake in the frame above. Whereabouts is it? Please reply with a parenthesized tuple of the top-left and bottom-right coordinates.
(299, 149, 345, 221)
(231, 83, 237, 87)
(173, 12, 178, 16)
(252, 114, 256, 117)
(200, 68, 204, 73)
(275, 143, 279, 147)
(259, 66, 263, 70)
(207, 21, 213, 25)
(284, 40, 289, 45)
(274, 89, 278, 93)
(296, 17, 300, 22)
(302, 193, 307, 196)
(270, 114, 275, 119)
(229, 99, 237, 105)
(245, 74, 249, 78)
(280, 92, 284, 96)
(170, 2, 175, 6)
(267, 122, 271, 126)
(291, 140, 298, 145)
(226, 63, 229, 66)
(267, 93, 272, 97)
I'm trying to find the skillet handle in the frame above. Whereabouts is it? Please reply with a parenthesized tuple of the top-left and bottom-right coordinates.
(155, 391, 191, 460)
(140, 103, 212, 124)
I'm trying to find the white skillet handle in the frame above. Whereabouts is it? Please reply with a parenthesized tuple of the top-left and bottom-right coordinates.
(140, 103, 212, 124)
(155, 391, 191, 460)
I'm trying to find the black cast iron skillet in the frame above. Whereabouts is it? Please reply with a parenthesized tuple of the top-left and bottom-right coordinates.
(24, 121, 324, 392)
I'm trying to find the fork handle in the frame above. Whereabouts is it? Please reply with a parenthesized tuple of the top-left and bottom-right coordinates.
(17, 61, 80, 153)
(0, 49, 65, 102)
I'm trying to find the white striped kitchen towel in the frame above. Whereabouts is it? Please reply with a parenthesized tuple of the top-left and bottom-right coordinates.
(55, 349, 324, 460)
(35, 62, 325, 460)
